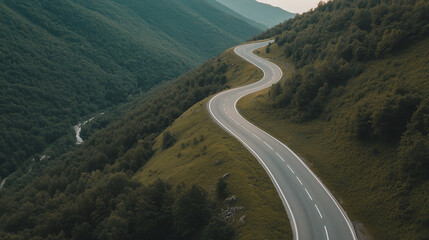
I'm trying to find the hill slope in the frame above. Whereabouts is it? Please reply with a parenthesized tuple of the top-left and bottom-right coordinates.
(0, 0, 260, 178)
(215, 0, 295, 28)
(247, 0, 429, 239)
(0, 41, 292, 239)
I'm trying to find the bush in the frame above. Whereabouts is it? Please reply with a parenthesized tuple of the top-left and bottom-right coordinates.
(376, 29, 407, 57)
(216, 178, 228, 200)
(162, 131, 176, 149)
(202, 217, 234, 240)
(173, 185, 212, 238)
(398, 131, 429, 182)
(371, 95, 419, 142)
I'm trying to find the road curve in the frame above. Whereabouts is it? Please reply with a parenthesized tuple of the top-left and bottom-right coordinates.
(207, 41, 357, 240)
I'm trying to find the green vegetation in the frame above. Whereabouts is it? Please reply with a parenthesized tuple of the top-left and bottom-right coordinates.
(0, 0, 260, 178)
(0, 45, 239, 239)
(136, 47, 291, 240)
(241, 0, 429, 238)
(0, 43, 293, 239)
(216, 178, 228, 200)
(215, 0, 295, 28)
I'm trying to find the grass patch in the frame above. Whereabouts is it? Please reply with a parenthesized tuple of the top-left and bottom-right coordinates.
(135, 46, 292, 239)
(238, 39, 429, 239)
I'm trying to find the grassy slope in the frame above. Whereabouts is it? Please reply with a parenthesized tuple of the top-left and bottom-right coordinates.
(135, 45, 292, 240)
(238, 39, 429, 239)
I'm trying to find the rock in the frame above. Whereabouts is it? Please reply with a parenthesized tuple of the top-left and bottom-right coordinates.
(224, 195, 237, 205)
(214, 161, 222, 166)
(222, 172, 230, 179)
(220, 206, 244, 220)
(238, 215, 246, 224)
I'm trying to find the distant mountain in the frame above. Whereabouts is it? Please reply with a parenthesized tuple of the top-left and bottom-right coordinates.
(215, 0, 295, 28)
(0, 0, 260, 178)
(207, 0, 267, 30)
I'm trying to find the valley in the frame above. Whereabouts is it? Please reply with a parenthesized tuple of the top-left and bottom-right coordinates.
(0, 0, 427, 239)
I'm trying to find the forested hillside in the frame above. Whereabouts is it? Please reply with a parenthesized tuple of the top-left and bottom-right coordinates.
(0, 51, 237, 239)
(248, 0, 429, 238)
(0, 0, 260, 178)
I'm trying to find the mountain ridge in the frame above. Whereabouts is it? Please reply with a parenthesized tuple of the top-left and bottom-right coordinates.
(215, 0, 295, 28)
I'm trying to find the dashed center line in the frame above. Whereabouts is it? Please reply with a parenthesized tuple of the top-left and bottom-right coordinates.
(315, 204, 323, 219)
(287, 164, 295, 174)
(325, 225, 330, 240)
(276, 152, 285, 162)
(263, 141, 273, 150)
(209, 42, 358, 240)
(251, 133, 261, 140)
(231, 118, 240, 125)
(296, 176, 303, 186)
(305, 188, 313, 201)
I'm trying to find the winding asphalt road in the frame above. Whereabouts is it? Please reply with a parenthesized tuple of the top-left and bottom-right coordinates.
(208, 41, 357, 240)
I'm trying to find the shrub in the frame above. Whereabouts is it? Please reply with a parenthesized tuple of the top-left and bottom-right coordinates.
(216, 178, 228, 200)
(202, 217, 234, 240)
(162, 131, 176, 149)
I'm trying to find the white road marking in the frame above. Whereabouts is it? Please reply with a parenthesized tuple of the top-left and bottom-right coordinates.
(315, 204, 323, 219)
(239, 124, 249, 131)
(230, 117, 240, 125)
(208, 41, 358, 240)
(232, 97, 358, 240)
(223, 107, 226, 111)
(325, 226, 330, 240)
(208, 93, 299, 240)
(251, 132, 261, 140)
(304, 188, 313, 201)
(276, 152, 285, 162)
(263, 141, 273, 150)
(296, 176, 303, 186)
(287, 164, 295, 174)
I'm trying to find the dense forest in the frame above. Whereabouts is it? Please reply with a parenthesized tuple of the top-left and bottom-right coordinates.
(252, 0, 428, 238)
(0, 53, 236, 239)
(0, 0, 260, 179)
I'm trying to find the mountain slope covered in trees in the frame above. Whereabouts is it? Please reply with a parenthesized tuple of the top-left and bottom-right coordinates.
(246, 0, 428, 239)
(0, 0, 260, 178)
(0, 47, 239, 239)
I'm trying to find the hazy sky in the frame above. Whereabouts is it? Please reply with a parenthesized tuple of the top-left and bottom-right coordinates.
(256, 0, 321, 14)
